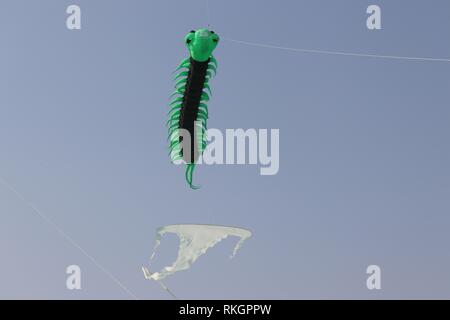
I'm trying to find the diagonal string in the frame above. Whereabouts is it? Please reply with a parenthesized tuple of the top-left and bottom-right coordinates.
(0, 175, 139, 300)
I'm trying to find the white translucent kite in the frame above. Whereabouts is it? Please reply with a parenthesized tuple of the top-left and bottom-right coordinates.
(142, 224, 251, 284)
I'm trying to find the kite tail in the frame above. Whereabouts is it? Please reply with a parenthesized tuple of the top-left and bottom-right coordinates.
(185, 164, 200, 190)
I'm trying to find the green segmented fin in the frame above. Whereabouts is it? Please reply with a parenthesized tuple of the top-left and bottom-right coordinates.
(185, 164, 200, 190)
(167, 119, 180, 129)
(169, 97, 183, 107)
(197, 110, 208, 120)
(203, 83, 212, 96)
(170, 149, 180, 159)
(168, 128, 178, 139)
(170, 143, 181, 152)
(171, 154, 182, 163)
(201, 92, 210, 102)
(176, 87, 185, 95)
(170, 150, 182, 162)
(169, 101, 182, 109)
(175, 84, 186, 92)
(167, 132, 178, 143)
(197, 108, 208, 117)
(168, 122, 180, 132)
(195, 119, 207, 130)
(175, 78, 187, 88)
(169, 145, 180, 157)
(169, 133, 181, 150)
(168, 108, 181, 118)
(169, 91, 182, 100)
(198, 109, 208, 118)
(195, 117, 206, 124)
(174, 71, 189, 81)
(173, 57, 190, 73)
(209, 56, 217, 68)
(168, 103, 182, 114)
(174, 57, 187, 73)
(180, 57, 190, 64)
(170, 86, 185, 98)
(207, 64, 216, 77)
(173, 64, 189, 74)
(200, 141, 207, 151)
(195, 126, 206, 136)
(167, 131, 180, 145)
(169, 111, 181, 120)
(169, 138, 181, 150)
(167, 116, 180, 126)
(177, 57, 190, 67)
(167, 118, 178, 126)
(169, 129, 179, 139)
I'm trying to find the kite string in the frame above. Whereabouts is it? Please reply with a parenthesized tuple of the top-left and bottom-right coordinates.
(0, 175, 138, 300)
(158, 280, 179, 300)
(222, 37, 450, 63)
(206, 0, 211, 28)
(205, 2, 450, 63)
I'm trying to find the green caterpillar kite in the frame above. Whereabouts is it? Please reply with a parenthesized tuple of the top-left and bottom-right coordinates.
(167, 29, 219, 189)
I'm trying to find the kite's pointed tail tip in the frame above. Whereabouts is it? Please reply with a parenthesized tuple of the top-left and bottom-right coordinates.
(185, 164, 201, 190)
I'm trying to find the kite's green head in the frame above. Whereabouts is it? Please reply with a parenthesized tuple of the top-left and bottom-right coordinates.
(185, 29, 219, 62)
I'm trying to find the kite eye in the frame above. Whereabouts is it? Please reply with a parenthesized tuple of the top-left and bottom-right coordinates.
(186, 39, 192, 44)
(190, 30, 195, 33)
(212, 38, 218, 43)
(210, 31, 215, 34)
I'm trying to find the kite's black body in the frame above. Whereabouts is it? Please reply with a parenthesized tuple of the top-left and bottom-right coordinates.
(179, 58, 210, 163)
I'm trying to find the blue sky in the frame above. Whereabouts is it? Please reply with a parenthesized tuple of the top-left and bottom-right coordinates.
(0, 0, 449, 299)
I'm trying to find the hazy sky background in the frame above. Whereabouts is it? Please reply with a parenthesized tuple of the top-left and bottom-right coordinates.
(0, 0, 449, 299)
